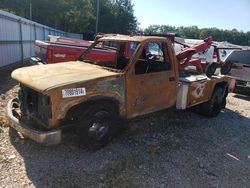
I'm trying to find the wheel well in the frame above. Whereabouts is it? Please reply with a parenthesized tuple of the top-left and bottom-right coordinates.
(63, 97, 120, 124)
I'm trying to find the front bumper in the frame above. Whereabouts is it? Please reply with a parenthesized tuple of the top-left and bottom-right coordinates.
(6, 98, 61, 146)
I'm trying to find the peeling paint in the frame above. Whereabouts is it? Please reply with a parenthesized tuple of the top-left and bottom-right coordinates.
(133, 96, 145, 108)
(191, 81, 207, 98)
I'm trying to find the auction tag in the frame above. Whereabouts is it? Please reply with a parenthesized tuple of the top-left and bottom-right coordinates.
(62, 88, 86, 98)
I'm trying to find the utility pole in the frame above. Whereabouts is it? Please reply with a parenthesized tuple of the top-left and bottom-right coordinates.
(30, 3, 32, 21)
(29, 3, 33, 58)
(95, 0, 100, 34)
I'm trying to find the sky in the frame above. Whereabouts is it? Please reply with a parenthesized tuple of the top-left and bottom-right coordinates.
(131, 0, 250, 32)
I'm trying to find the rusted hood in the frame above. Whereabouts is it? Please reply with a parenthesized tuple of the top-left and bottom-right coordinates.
(11, 61, 120, 92)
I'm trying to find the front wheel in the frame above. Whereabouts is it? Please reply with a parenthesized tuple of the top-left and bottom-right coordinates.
(77, 103, 120, 150)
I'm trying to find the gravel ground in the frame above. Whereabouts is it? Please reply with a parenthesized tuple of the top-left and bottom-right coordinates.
(1, 71, 250, 188)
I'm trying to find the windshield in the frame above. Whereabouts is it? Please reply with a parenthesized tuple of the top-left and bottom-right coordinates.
(78, 40, 139, 70)
(224, 50, 250, 65)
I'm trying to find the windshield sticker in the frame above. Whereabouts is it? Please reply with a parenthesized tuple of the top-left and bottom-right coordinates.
(62, 88, 86, 98)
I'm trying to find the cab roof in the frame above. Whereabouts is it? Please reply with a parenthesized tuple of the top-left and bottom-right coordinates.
(99, 34, 169, 43)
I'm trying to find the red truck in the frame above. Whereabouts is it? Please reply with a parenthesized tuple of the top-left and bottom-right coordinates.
(33, 35, 92, 64)
(33, 35, 136, 64)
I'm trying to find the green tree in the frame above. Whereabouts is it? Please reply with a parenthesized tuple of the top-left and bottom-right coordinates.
(111, 0, 137, 33)
(178, 26, 200, 39)
(61, 0, 95, 33)
(0, 0, 137, 34)
(145, 24, 250, 46)
(145, 25, 177, 33)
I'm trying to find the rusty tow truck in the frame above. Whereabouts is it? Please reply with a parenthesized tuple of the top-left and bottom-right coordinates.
(6, 35, 233, 149)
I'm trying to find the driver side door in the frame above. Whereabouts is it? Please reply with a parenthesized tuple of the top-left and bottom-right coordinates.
(125, 40, 178, 118)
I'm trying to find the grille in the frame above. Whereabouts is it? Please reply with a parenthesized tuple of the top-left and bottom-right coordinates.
(19, 85, 52, 126)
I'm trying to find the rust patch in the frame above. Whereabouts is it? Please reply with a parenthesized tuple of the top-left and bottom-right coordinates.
(133, 96, 146, 108)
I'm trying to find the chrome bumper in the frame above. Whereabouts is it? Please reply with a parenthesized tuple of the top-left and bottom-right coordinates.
(6, 98, 61, 146)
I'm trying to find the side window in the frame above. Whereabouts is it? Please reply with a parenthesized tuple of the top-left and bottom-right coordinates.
(130, 42, 138, 53)
(135, 42, 171, 75)
(124, 41, 138, 58)
(148, 42, 163, 56)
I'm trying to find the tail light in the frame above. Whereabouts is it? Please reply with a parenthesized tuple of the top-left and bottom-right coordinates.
(229, 79, 236, 93)
(47, 49, 53, 63)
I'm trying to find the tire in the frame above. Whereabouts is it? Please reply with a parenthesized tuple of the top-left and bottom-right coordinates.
(77, 102, 120, 150)
(200, 88, 225, 117)
(205, 62, 218, 78)
(221, 61, 233, 75)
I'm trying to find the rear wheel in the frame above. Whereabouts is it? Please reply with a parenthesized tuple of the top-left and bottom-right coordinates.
(200, 88, 225, 117)
(77, 102, 120, 150)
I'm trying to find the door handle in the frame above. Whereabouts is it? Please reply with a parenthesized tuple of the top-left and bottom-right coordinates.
(169, 77, 175, 81)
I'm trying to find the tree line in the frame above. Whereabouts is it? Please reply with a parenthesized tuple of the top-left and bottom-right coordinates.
(145, 25, 250, 46)
(0, 0, 137, 36)
(0, 0, 249, 46)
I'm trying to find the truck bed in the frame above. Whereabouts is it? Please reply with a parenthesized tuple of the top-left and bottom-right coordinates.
(34, 40, 116, 64)
(34, 40, 90, 63)
(176, 74, 231, 109)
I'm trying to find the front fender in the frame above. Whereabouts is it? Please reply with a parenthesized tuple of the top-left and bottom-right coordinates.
(49, 76, 126, 127)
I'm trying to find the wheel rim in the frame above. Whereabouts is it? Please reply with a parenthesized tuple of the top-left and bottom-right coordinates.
(88, 110, 110, 141)
(88, 122, 109, 140)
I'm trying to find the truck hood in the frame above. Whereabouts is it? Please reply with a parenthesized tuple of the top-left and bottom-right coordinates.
(11, 61, 120, 92)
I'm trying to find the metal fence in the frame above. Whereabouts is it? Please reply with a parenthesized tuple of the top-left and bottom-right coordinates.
(0, 10, 83, 70)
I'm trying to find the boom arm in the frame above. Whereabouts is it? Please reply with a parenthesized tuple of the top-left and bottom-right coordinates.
(176, 37, 213, 74)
